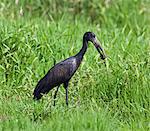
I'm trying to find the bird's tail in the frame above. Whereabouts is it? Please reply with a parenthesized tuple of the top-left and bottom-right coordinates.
(33, 80, 44, 100)
(33, 76, 52, 100)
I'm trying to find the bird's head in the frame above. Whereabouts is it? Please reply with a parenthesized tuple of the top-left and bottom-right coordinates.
(83, 32, 106, 60)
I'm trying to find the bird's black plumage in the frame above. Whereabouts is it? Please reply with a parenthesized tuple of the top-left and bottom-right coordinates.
(33, 32, 106, 105)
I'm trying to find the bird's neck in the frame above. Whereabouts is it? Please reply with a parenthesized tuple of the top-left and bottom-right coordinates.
(75, 39, 88, 62)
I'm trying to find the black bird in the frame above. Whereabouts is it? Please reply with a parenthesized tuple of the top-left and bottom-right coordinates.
(33, 32, 106, 106)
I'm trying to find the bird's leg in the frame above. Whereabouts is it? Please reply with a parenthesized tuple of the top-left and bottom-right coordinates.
(64, 81, 69, 106)
(54, 85, 60, 106)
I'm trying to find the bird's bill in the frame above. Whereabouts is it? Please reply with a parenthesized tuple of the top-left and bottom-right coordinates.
(93, 38, 106, 60)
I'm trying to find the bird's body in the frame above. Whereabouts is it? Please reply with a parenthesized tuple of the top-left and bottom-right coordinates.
(33, 32, 106, 105)
(34, 57, 80, 99)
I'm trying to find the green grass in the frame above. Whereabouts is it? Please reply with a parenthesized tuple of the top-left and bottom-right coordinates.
(0, 0, 150, 131)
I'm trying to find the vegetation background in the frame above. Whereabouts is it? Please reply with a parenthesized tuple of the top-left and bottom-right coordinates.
(0, 0, 150, 130)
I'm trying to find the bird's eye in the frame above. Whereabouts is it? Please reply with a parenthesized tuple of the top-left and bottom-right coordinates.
(93, 34, 95, 38)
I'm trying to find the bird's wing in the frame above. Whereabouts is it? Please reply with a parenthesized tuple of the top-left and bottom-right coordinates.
(33, 57, 77, 99)
(47, 57, 77, 85)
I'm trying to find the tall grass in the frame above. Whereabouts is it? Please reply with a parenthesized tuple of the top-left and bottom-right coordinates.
(0, 0, 150, 130)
